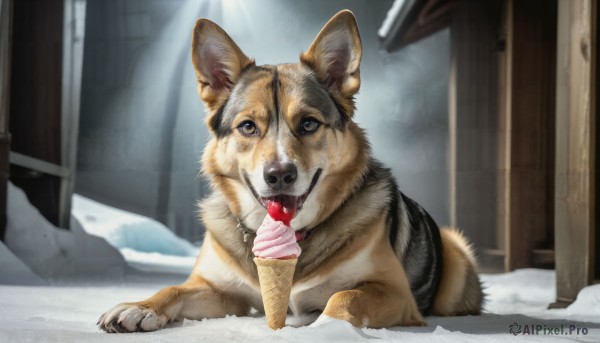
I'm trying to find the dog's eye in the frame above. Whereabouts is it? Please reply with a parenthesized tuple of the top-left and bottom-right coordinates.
(238, 120, 258, 136)
(300, 118, 320, 135)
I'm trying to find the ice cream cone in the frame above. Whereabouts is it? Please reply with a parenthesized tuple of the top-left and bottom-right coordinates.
(254, 257, 297, 329)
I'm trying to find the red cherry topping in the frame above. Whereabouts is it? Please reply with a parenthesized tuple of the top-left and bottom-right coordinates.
(266, 201, 295, 225)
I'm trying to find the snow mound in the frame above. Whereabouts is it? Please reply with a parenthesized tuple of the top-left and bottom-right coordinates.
(480, 268, 556, 314)
(535, 284, 600, 323)
(119, 248, 196, 274)
(0, 242, 45, 285)
(566, 284, 600, 318)
(4, 182, 127, 281)
(72, 194, 198, 257)
(481, 269, 600, 325)
(175, 315, 377, 342)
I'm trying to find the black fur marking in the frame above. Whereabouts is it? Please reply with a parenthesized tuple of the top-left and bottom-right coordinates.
(305, 168, 322, 198)
(210, 65, 275, 139)
(387, 182, 400, 253)
(409, 228, 435, 289)
(425, 208, 443, 304)
(399, 193, 443, 315)
(210, 99, 232, 138)
(329, 96, 350, 130)
(271, 68, 280, 127)
(300, 76, 348, 131)
(240, 61, 257, 75)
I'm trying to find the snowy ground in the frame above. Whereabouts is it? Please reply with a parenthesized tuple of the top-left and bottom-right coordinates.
(1, 270, 599, 342)
(2, 183, 600, 342)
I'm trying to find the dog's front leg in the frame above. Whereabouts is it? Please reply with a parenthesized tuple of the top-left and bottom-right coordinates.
(98, 275, 249, 333)
(321, 282, 425, 328)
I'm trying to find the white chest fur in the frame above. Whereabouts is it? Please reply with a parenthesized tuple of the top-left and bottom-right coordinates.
(193, 236, 263, 310)
(195, 233, 376, 316)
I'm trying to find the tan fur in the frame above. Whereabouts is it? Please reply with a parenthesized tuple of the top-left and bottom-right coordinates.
(321, 214, 425, 328)
(311, 123, 370, 224)
(98, 10, 482, 333)
(431, 228, 483, 316)
(96, 274, 249, 333)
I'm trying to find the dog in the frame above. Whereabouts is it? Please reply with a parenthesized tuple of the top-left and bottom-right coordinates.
(98, 9, 483, 333)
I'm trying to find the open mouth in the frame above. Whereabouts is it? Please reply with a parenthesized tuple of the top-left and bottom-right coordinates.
(246, 169, 322, 216)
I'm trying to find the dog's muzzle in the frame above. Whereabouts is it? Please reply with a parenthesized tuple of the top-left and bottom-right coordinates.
(245, 168, 322, 216)
(263, 161, 297, 193)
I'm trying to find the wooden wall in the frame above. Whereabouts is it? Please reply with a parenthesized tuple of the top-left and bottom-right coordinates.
(450, 0, 557, 271)
(449, 0, 504, 271)
(10, 0, 63, 164)
(9, 0, 64, 226)
(446, 0, 596, 298)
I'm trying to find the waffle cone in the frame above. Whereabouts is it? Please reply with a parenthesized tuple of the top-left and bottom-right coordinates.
(254, 257, 297, 329)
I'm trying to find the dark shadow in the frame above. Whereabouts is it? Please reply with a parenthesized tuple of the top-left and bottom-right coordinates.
(389, 313, 600, 336)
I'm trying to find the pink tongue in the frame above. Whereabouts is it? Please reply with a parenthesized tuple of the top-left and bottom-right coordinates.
(295, 231, 306, 242)
(266, 201, 295, 226)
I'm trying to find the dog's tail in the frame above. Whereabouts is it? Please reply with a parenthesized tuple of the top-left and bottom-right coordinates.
(431, 227, 483, 316)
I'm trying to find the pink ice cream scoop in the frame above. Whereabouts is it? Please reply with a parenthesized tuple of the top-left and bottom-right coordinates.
(252, 202, 301, 259)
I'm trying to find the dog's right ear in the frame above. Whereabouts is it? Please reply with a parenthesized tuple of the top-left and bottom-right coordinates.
(192, 19, 254, 112)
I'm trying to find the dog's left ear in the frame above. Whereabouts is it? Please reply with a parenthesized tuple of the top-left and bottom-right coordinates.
(300, 10, 362, 100)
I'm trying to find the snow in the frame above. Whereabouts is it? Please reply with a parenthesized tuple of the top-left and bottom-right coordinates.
(71, 193, 198, 274)
(482, 268, 557, 314)
(2, 182, 600, 342)
(2, 272, 600, 342)
(118, 248, 196, 274)
(0, 242, 45, 285)
(72, 194, 198, 257)
(4, 183, 127, 281)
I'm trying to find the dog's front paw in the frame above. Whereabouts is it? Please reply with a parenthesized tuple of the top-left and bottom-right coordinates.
(98, 303, 168, 333)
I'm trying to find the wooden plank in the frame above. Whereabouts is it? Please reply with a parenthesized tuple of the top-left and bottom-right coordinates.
(449, 0, 504, 264)
(0, 0, 12, 241)
(0, 0, 12, 134)
(506, 0, 557, 271)
(596, 0, 600, 283)
(500, 0, 513, 269)
(9, 151, 70, 178)
(448, 20, 457, 227)
(9, 0, 63, 165)
(8, 0, 64, 227)
(554, 0, 596, 303)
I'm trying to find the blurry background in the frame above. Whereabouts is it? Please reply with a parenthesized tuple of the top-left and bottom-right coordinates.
(76, 0, 450, 242)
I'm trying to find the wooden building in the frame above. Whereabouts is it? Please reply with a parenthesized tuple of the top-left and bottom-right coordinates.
(381, 0, 598, 305)
(0, 0, 85, 234)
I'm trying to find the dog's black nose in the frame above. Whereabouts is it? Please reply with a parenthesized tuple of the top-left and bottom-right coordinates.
(264, 161, 297, 190)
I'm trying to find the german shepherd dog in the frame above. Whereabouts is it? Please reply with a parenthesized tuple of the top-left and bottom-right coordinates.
(98, 10, 482, 333)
